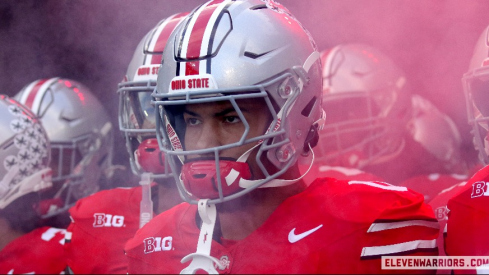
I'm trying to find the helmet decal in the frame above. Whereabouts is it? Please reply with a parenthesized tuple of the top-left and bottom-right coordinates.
(0, 96, 52, 210)
(3, 105, 48, 184)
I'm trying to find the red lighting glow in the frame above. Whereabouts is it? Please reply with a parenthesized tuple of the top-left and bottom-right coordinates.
(72, 87, 85, 104)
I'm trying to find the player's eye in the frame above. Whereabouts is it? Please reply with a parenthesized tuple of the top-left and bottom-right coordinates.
(185, 117, 201, 126)
(223, 116, 241, 124)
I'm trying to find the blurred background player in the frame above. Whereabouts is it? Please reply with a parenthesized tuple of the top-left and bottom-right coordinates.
(399, 94, 470, 201)
(314, 43, 412, 182)
(313, 43, 470, 201)
(443, 24, 489, 274)
(63, 13, 188, 274)
(0, 95, 67, 274)
(310, 44, 470, 268)
(15, 77, 116, 228)
(125, 1, 438, 273)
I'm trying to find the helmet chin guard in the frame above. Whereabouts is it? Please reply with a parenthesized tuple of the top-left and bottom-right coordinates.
(181, 159, 251, 200)
(135, 138, 172, 176)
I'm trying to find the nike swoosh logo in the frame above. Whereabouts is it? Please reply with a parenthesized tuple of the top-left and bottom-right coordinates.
(8, 270, 34, 275)
(288, 224, 323, 243)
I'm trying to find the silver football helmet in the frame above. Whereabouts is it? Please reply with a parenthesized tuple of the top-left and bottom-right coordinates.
(463, 25, 489, 165)
(0, 95, 52, 210)
(118, 12, 188, 178)
(317, 44, 412, 168)
(15, 78, 113, 217)
(154, 0, 323, 204)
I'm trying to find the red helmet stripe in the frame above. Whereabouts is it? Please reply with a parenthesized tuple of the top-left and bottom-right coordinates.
(186, 0, 223, 60)
(149, 12, 189, 65)
(185, 61, 200, 75)
(182, 0, 228, 76)
(24, 79, 49, 109)
(19, 78, 59, 115)
(149, 53, 163, 66)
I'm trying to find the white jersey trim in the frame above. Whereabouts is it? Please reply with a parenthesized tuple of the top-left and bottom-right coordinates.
(361, 239, 437, 257)
(348, 180, 408, 192)
(368, 220, 439, 233)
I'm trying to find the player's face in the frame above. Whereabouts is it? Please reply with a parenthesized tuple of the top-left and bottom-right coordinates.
(183, 98, 271, 162)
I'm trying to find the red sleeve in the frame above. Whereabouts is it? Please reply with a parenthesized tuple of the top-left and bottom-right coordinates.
(314, 179, 440, 274)
(0, 227, 67, 274)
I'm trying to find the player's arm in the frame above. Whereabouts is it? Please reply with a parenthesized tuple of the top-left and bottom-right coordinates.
(357, 181, 440, 274)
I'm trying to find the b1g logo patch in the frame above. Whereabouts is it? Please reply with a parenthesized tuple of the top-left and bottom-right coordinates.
(143, 236, 173, 254)
(93, 213, 125, 227)
(434, 206, 448, 220)
(471, 181, 489, 198)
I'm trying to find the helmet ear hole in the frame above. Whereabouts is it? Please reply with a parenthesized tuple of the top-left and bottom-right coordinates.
(303, 124, 320, 154)
(301, 96, 318, 117)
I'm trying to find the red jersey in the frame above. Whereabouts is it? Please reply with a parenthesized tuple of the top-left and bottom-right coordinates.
(65, 186, 144, 274)
(400, 173, 469, 203)
(125, 177, 439, 274)
(445, 165, 489, 273)
(0, 226, 67, 274)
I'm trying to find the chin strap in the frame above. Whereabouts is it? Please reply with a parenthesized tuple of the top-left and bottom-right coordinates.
(181, 199, 223, 274)
(236, 107, 323, 189)
(237, 143, 316, 189)
(139, 173, 153, 228)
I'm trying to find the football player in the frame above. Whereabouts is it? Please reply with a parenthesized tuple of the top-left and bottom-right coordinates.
(125, 1, 439, 273)
(444, 24, 489, 274)
(0, 95, 67, 274)
(398, 94, 471, 202)
(15, 78, 116, 228)
(302, 44, 409, 184)
(316, 44, 469, 189)
(63, 12, 188, 274)
(317, 45, 470, 268)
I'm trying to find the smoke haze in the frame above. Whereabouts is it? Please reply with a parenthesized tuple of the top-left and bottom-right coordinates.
(0, 0, 487, 181)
